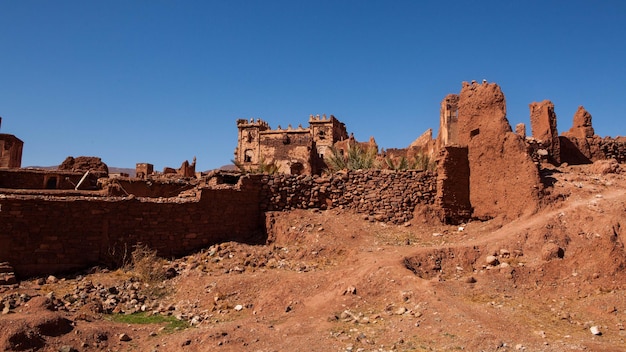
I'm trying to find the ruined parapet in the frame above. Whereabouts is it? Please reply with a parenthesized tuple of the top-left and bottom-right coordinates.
(408, 129, 436, 158)
(0, 117, 24, 169)
(178, 157, 197, 178)
(0, 134, 23, 169)
(457, 81, 540, 220)
(58, 156, 108, 176)
(529, 100, 561, 164)
(565, 106, 595, 139)
(435, 146, 471, 224)
(560, 106, 603, 164)
(136, 163, 154, 179)
(436, 94, 460, 148)
(515, 123, 526, 139)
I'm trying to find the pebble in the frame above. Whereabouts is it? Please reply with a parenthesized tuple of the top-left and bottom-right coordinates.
(119, 333, 132, 342)
(234, 304, 243, 311)
(590, 326, 602, 335)
(485, 255, 499, 266)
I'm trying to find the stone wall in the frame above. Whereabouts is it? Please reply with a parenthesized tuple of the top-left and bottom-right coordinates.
(259, 170, 436, 224)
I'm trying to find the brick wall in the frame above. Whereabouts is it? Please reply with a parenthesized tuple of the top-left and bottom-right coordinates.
(0, 177, 265, 277)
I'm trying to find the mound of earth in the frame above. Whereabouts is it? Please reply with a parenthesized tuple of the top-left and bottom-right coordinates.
(1, 163, 625, 351)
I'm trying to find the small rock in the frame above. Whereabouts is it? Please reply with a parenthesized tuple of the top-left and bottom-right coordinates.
(485, 255, 499, 266)
(590, 326, 602, 335)
(234, 304, 243, 311)
(465, 276, 476, 284)
(119, 333, 132, 342)
(394, 307, 407, 315)
(47, 275, 59, 284)
(541, 243, 564, 261)
(343, 286, 357, 295)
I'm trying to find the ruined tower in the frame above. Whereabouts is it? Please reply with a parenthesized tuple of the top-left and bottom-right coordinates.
(234, 118, 270, 169)
(0, 117, 24, 169)
(436, 94, 460, 148)
(529, 100, 561, 164)
(457, 81, 540, 220)
(309, 114, 348, 159)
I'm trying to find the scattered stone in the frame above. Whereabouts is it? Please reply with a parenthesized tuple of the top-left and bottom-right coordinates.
(343, 286, 357, 295)
(485, 255, 499, 266)
(590, 326, 602, 335)
(47, 275, 59, 284)
(394, 307, 407, 315)
(541, 243, 564, 261)
(119, 333, 132, 342)
(234, 304, 243, 311)
(465, 276, 476, 283)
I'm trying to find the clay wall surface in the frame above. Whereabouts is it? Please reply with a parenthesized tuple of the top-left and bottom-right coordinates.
(457, 81, 540, 220)
(260, 170, 436, 224)
(437, 94, 460, 148)
(99, 178, 197, 198)
(0, 178, 265, 277)
(435, 146, 471, 224)
(0, 134, 24, 168)
(529, 100, 560, 164)
(0, 169, 98, 190)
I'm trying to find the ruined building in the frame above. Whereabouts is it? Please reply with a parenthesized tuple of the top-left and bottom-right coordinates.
(0, 117, 24, 169)
(234, 114, 349, 175)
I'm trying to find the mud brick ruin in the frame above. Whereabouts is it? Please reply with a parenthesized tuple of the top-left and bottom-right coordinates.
(2, 81, 626, 279)
(0, 117, 23, 169)
(234, 114, 350, 175)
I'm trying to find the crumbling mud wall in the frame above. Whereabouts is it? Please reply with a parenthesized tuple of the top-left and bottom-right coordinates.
(0, 134, 23, 169)
(260, 170, 436, 224)
(457, 81, 540, 220)
(529, 100, 560, 164)
(435, 146, 471, 224)
(0, 169, 99, 190)
(0, 178, 265, 277)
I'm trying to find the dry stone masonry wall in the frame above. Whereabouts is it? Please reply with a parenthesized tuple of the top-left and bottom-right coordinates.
(259, 170, 436, 224)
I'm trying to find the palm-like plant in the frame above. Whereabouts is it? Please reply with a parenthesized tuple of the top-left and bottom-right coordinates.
(324, 145, 378, 172)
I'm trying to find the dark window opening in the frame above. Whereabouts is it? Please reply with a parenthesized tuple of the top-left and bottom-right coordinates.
(290, 162, 304, 175)
(244, 149, 254, 163)
(470, 128, 480, 138)
(45, 177, 57, 189)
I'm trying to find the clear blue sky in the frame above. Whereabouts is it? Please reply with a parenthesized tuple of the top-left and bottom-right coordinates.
(1, 1, 625, 171)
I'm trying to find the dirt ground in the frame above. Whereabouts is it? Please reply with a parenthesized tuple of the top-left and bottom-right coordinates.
(1, 163, 625, 351)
